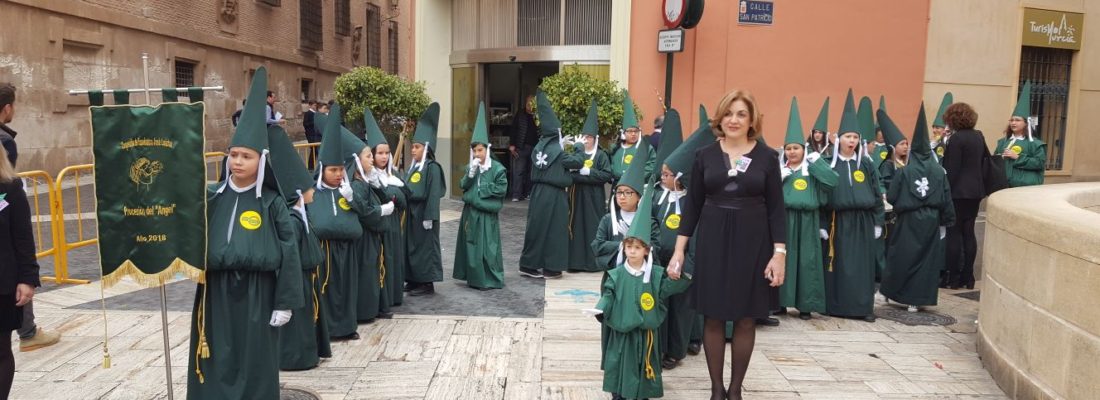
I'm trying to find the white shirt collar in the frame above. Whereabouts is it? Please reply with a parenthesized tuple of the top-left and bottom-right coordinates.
(620, 210, 636, 225)
(624, 262, 644, 276)
(228, 177, 257, 193)
(1011, 134, 1025, 140)
(838, 152, 857, 162)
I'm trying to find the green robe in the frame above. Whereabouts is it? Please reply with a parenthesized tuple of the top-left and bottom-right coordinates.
(280, 209, 332, 371)
(592, 212, 661, 271)
(652, 185, 698, 360)
(822, 156, 885, 318)
(994, 137, 1046, 187)
(882, 162, 956, 306)
(355, 180, 388, 321)
(375, 172, 409, 306)
(610, 142, 655, 184)
(778, 160, 837, 314)
(933, 141, 945, 164)
(567, 148, 613, 271)
(597, 264, 691, 399)
(454, 159, 508, 289)
(309, 184, 369, 337)
(520, 138, 581, 272)
(189, 184, 304, 400)
(405, 160, 446, 283)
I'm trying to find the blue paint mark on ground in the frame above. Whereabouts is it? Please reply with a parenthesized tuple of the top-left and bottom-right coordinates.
(555, 289, 600, 303)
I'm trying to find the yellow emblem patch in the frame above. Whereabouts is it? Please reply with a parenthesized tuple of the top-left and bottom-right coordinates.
(879, 151, 888, 160)
(793, 178, 808, 191)
(665, 213, 681, 230)
(410, 172, 422, 183)
(239, 211, 262, 230)
(1011, 145, 1023, 154)
(640, 292, 655, 311)
(338, 197, 351, 211)
(853, 170, 866, 183)
(584, 159, 594, 169)
(936, 146, 945, 157)
(624, 154, 634, 165)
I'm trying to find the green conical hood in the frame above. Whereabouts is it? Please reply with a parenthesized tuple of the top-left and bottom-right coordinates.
(838, 90, 859, 136)
(1013, 81, 1031, 118)
(581, 99, 599, 136)
(616, 133, 651, 195)
(663, 122, 712, 187)
(621, 90, 639, 130)
(363, 106, 388, 148)
(536, 90, 561, 136)
(318, 103, 348, 167)
(315, 111, 366, 157)
(698, 104, 708, 128)
(932, 92, 953, 127)
(653, 109, 683, 173)
(266, 125, 313, 200)
(910, 103, 933, 157)
(471, 101, 490, 146)
(812, 97, 830, 133)
(857, 96, 876, 142)
(876, 109, 906, 147)
(878, 96, 887, 113)
(412, 102, 441, 147)
(624, 184, 654, 246)
(231, 66, 271, 152)
(784, 97, 804, 146)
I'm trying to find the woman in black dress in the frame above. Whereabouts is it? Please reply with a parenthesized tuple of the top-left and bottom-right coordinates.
(0, 145, 39, 398)
(669, 90, 786, 400)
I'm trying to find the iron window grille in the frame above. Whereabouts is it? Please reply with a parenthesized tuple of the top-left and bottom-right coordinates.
(174, 59, 196, 88)
(300, 0, 323, 51)
(1018, 46, 1073, 170)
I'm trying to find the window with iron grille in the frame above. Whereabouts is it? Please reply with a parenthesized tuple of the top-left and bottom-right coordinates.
(387, 21, 399, 74)
(518, 0, 561, 46)
(174, 59, 196, 88)
(1018, 46, 1073, 170)
(300, 0, 323, 52)
(565, 0, 611, 45)
(301, 79, 312, 103)
(366, 4, 382, 68)
(335, 0, 351, 36)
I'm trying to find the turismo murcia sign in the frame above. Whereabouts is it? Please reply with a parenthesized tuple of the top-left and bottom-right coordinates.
(1023, 8, 1083, 50)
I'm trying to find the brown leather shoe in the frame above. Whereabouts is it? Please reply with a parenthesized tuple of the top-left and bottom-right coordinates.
(20, 328, 61, 352)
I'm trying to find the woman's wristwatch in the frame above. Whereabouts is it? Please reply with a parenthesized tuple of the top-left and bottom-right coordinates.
(774, 248, 787, 255)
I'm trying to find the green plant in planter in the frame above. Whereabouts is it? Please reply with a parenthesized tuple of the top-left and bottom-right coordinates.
(538, 66, 642, 148)
(334, 66, 431, 143)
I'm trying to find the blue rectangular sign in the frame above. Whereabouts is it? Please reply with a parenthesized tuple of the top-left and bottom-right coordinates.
(738, 0, 774, 25)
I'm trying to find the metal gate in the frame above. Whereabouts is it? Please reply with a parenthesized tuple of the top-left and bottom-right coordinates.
(1019, 46, 1073, 171)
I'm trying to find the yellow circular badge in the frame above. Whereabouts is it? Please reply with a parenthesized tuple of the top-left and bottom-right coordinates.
(1011, 145, 1023, 154)
(584, 159, 594, 169)
(936, 146, 945, 157)
(410, 172, 422, 184)
(640, 292, 655, 311)
(624, 154, 634, 165)
(793, 178, 808, 191)
(853, 170, 866, 183)
(665, 214, 681, 230)
(239, 211, 262, 230)
(879, 151, 888, 160)
(338, 197, 351, 211)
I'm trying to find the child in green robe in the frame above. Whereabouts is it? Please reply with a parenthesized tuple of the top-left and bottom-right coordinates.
(778, 98, 838, 320)
(595, 187, 690, 400)
(352, 145, 395, 322)
(188, 66, 304, 399)
(567, 100, 614, 272)
(363, 106, 410, 307)
(609, 90, 655, 185)
(454, 103, 509, 289)
(405, 103, 446, 296)
(994, 81, 1046, 188)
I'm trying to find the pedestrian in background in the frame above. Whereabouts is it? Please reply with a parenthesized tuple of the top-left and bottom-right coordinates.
(509, 95, 538, 202)
(941, 101, 986, 290)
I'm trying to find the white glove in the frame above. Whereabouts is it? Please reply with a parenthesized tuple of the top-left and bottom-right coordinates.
(269, 310, 292, 327)
(780, 167, 792, 180)
(579, 167, 591, 176)
(380, 201, 395, 217)
(386, 175, 405, 187)
(423, 220, 433, 230)
(874, 226, 883, 239)
(806, 152, 822, 163)
(819, 229, 829, 240)
(338, 181, 354, 201)
(562, 135, 576, 147)
(939, 226, 946, 240)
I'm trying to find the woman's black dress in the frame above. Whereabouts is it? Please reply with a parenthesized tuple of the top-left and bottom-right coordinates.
(0, 179, 39, 331)
(679, 141, 786, 321)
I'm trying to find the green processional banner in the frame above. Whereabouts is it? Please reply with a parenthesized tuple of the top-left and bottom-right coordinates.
(91, 103, 207, 287)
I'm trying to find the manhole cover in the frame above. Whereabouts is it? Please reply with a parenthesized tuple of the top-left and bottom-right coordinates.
(953, 290, 980, 301)
(875, 307, 957, 326)
(281, 386, 321, 400)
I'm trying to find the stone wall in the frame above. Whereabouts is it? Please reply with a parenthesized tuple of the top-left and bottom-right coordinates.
(979, 183, 1100, 399)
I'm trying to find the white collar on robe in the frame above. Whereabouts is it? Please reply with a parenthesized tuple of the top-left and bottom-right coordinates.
(837, 152, 857, 162)
(619, 210, 636, 225)
(228, 177, 257, 193)
(1011, 134, 1026, 141)
(320, 181, 339, 190)
(624, 262, 645, 276)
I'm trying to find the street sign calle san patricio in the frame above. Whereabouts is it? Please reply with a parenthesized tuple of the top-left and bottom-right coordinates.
(738, 0, 774, 26)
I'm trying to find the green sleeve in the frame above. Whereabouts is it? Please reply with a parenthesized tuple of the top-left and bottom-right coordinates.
(425, 162, 446, 221)
(1014, 141, 1047, 172)
(351, 181, 382, 226)
(561, 145, 585, 170)
(660, 273, 692, 299)
(886, 168, 902, 206)
(471, 165, 508, 213)
(459, 165, 476, 192)
(361, 188, 387, 233)
(643, 146, 656, 180)
(993, 138, 1007, 156)
(271, 200, 305, 310)
(595, 271, 615, 319)
(809, 159, 839, 192)
(869, 165, 886, 226)
(591, 216, 621, 268)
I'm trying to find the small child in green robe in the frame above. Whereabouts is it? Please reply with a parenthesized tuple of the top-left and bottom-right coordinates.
(594, 186, 691, 400)
(454, 103, 509, 290)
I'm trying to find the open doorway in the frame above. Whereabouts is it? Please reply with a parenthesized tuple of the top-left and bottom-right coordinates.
(482, 62, 559, 174)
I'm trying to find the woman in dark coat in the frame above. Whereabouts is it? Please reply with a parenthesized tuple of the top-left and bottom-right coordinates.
(0, 145, 39, 398)
(669, 90, 786, 400)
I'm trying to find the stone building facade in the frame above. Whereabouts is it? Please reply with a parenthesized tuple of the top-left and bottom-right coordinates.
(0, 0, 414, 173)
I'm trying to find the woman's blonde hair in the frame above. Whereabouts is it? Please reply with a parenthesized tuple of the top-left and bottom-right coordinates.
(710, 90, 762, 139)
(0, 145, 15, 183)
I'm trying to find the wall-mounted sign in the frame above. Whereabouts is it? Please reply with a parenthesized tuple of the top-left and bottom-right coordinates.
(1023, 8, 1084, 50)
(663, 0, 687, 29)
(658, 29, 685, 53)
(738, 0, 773, 26)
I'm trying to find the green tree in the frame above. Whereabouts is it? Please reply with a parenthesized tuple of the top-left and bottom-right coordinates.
(538, 66, 642, 142)
(333, 67, 431, 140)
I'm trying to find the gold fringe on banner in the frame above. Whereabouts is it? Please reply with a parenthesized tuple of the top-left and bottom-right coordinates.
(100, 258, 205, 288)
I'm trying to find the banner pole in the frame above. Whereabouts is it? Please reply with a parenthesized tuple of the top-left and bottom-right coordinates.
(142, 51, 176, 400)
